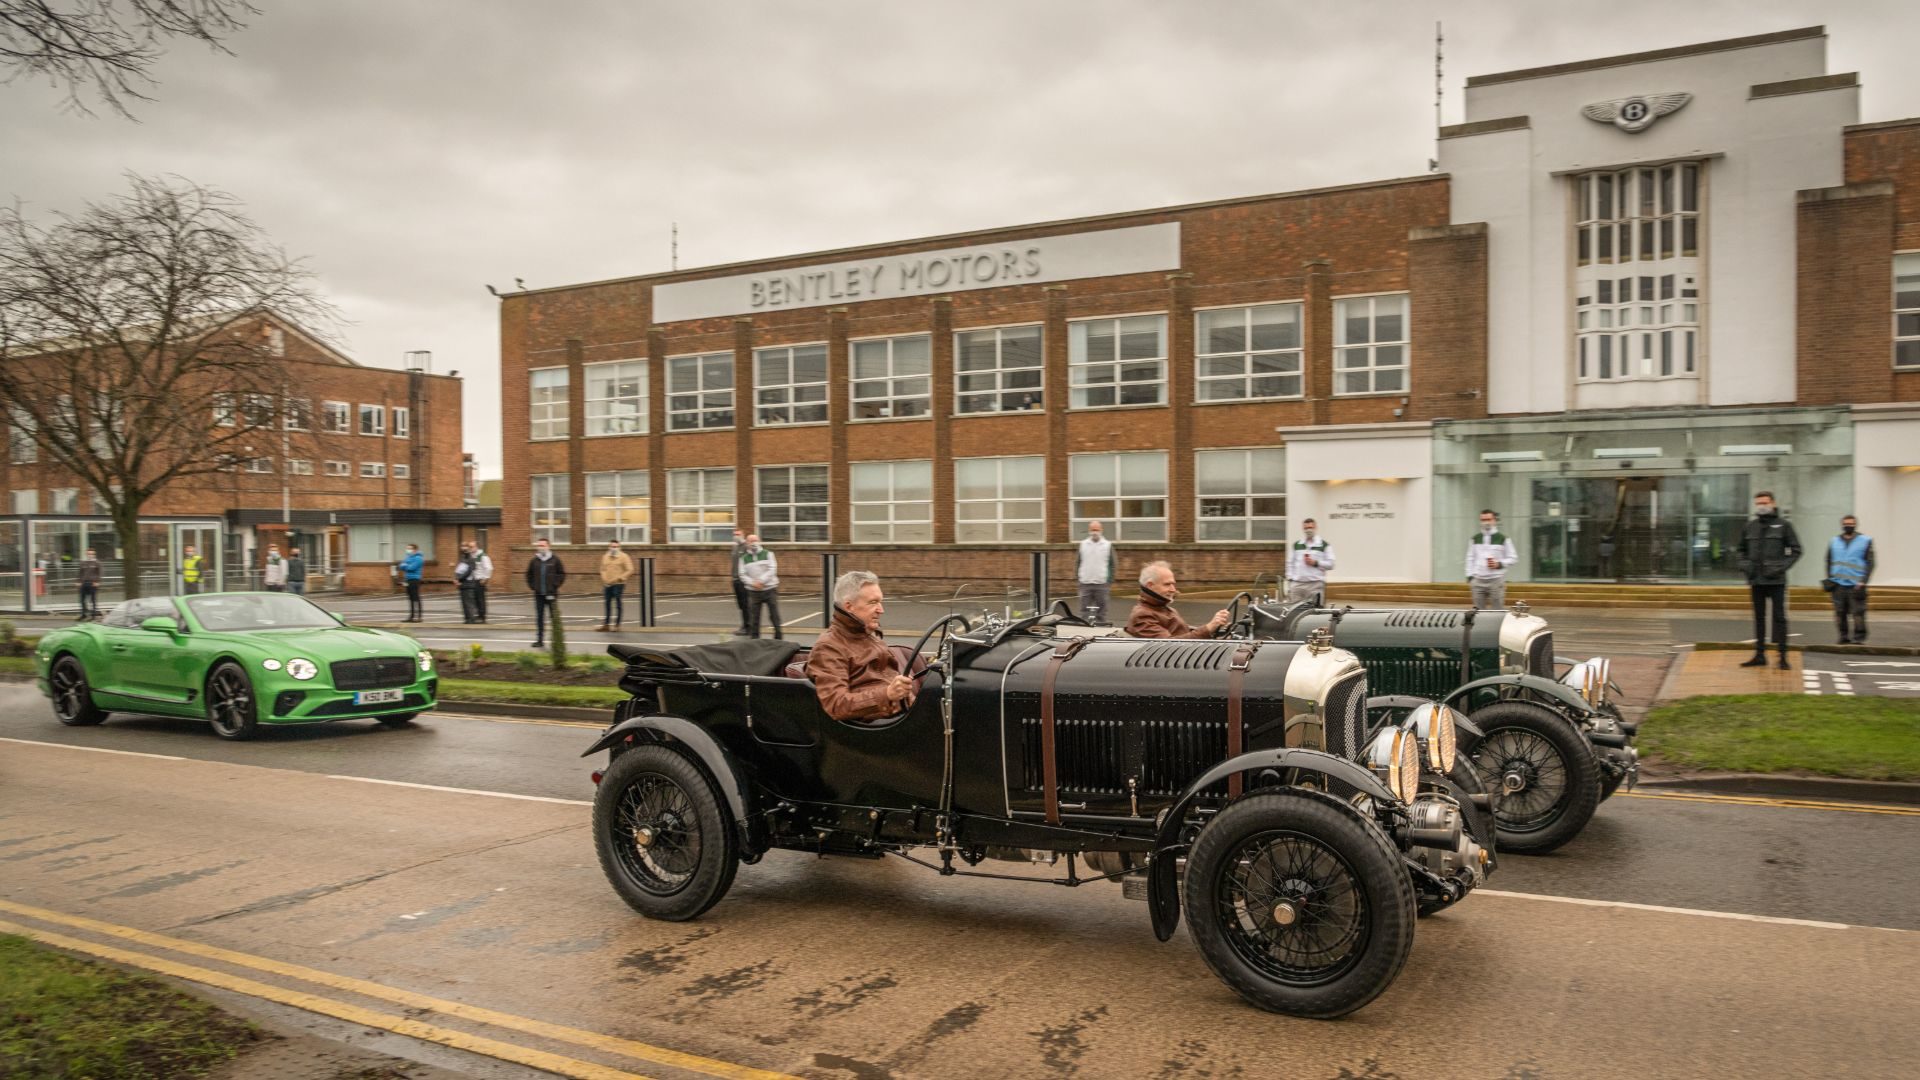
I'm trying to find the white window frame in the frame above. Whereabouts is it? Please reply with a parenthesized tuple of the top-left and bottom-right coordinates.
(1573, 163, 1704, 383)
(586, 469, 651, 544)
(246, 457, 274, 474)
(1069, 314, 1167, 409)
(323, 460, 350, 476)
(666, 353, 735, 432)
(49, 487, 79, 514)
(392, 463, 411, 479)
(583, 359, 650, 437)
(392, 406, 410, 440)
(753, 343, 830, 427)
(1069, 451, 1168, 542)
(531, 473, 571, 544)
(212, 392, 236, 427)
(283, 397, 312, 431)
(954, 324, 1044, 415)
(240, 393, 274, 428)
(755, 464, 831, 544)
(1333, 293, 1410, 397)
(529, 366, 570, 441)
(10, 489, 38, 514)
(321, 400, 350, 434)
(359, 462, 386, 478)
(6, 406, 35, 463)
(358, 404, 385, 437)
(849, 459, 933, 543)
(850, 334, 932, 421)
(1195, 303, 1304, 403)
(1896, 251, 1920, 371)
(667, 467, 736, 543)
(288, 459, 314, 475)
(1194, 448, 1287, 543)
(954, 455, 1046, 542)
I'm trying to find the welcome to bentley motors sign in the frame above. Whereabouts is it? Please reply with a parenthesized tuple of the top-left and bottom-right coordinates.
(651, 222, 1181, 322)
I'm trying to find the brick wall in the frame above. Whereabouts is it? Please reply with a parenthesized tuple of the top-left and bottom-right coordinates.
(1796, 183, 1896, 406)
(1840, 118, 1920, 403)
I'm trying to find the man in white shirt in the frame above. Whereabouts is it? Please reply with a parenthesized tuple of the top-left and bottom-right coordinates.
(467, 543, 493, 624)
(1076, 520, 1117, 626)
(1284, 519, 1335, 606)
(262, 544, 286, 592)
(1465, 509, 1519, 609)
(738, 534, 783, 639)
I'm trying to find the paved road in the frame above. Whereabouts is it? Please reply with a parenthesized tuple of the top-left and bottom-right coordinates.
(1799, 652, 1920, 698)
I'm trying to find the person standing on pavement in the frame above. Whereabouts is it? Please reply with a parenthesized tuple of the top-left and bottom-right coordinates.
(468, 543, 493, 623)
(1735, 491, 1802, 669)
(525, 538, 566, 647)
(1075, 520, 1116, 625)
(263, 544, 286, 592)
(180, 545, 204, 594)
(1465, 510, 1518, 610)
(75, 548, 101, 620)
(1825, 514, 1873, 646)
(597, 540, 635, 632)
(398, 543, 425, 622)
(729, 528, 750, 635)
(286, 548, 307, 595)
(738, 534, 783, 639)
(1285, 518, 1335, 606)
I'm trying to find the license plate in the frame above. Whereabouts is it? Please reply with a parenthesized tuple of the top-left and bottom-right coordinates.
(355, 688, 404, 705)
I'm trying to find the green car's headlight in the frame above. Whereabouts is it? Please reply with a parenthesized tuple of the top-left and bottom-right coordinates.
(417, 650, 433, 673)
(262, 659, 283, 672)
(287, 658, 318, 681)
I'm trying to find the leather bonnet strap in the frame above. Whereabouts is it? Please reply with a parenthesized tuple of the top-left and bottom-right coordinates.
(1040, 636, 1093, 823)
(1225, 641, 1260, 797)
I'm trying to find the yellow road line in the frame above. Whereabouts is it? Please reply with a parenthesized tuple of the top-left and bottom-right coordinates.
(1619, 790, 1920, 817)
(0, 919, 653, 1080)
(435, 711, 603, 729)
(0, 899, 796, 1080)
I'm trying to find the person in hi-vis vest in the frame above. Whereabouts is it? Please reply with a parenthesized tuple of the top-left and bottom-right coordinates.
(181, 545, 205, 594)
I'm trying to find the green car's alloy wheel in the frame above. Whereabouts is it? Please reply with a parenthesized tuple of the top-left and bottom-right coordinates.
(206, 662, 259, 741)
(50, 656, 109, 726)
(1467, 701, 1600, 856)
(593, 744, 738, 922)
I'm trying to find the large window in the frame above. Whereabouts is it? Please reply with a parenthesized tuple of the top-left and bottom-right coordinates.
(754, 344, 829, 426)
(358, 404, 385, 437)
(392, 407, 410, 440)
(246, 457, 273, 474)
(1070, 315, 1166, 408)
(359, 461, 385, 478)
(321, 400, 350, 433)
(851, 335, 931, 420)
(9, 490, 37, 514)
(756, 465, 830, 543)
(1897, 252, 1920, 370)
(529, 367, 569, 440)
(850, 460, 932, 542)
(955, 325, 1043, 414)
(49, 488, 78, 514)
(392, 463, 410, 479)
(1574, 163, 1704, 382)
(1196, 449, 1286, 541)
(6, 406, 34, 463)
(1334, 295, 1409, 395)
(348, 524, 434, 563)
(585, 359, 649, 436)
(668, 468, 735, 543)
(288, 459, 313, 475)
(530, 473, 570, 543)
(324, 460, 349, 476)
(1069, 452, 1167, 541)
(955, 456, 1045, 542)
(284, 397, 312, 431)
(667, 354, 734, 431)
(1197, 304, 1303, 402)
(587, 469, 651, 544)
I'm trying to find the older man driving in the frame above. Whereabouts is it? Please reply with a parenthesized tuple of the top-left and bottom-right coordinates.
(807, 570, 917, 721)
(1126, 560, 1230, 639)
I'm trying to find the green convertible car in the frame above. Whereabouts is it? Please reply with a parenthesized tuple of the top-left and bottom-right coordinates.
(34, 592, 437, 740)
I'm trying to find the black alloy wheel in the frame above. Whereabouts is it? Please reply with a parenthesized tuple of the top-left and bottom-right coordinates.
(592, 744, 738, 921)
(1466, 701, 1600, 855)
(206, 662, 259, 741)
(1184, 790, 1415, 1019)
(50, 656, 109, 726)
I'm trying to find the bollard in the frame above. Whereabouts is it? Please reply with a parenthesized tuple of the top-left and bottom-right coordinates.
(1030, 551, 1049, 616)
(636, 557, 656, 627)
(821, 552, 839, 628)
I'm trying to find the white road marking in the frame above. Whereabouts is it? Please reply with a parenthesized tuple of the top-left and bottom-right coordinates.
(324, 775, 591, 806)
(0, 737, 183, 761)
(1842, 660, 1920, 668)
(783, 612, 818, 626)
(1477, 889, 1872, 931)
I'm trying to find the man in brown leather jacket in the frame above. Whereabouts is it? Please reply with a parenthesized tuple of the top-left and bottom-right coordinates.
(807, 570, 917, 721)
(1126, 560, 1230, 639)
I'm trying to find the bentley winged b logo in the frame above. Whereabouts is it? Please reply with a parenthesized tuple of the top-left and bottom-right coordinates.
(1582, 92, 1691, 133)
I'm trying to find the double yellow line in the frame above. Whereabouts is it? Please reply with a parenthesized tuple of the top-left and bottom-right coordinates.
(0, 898, 795, 1080)
(1617, 790, 1920, 817)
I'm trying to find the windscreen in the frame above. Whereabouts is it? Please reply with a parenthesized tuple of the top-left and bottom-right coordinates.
(186, 592, 339, 632)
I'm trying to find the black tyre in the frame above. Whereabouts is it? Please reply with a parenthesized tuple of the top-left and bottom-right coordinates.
(206, 662, 259, 741)
(593, 744, 738, 922)
(1466, 701, 1600, 855)
(377, 713, 418, 727)
(49, 655, 109, 726)
(1184, 789, 1416, 1019)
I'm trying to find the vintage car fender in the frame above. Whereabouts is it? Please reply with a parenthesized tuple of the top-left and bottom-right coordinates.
(1367, 694, 1487, 747)
(1147, 748, 1399, 942)
(1442, 673, 1596, 723)
(582, 712, 765, 854)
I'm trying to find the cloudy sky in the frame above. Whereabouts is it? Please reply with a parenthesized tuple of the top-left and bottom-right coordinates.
(4, 1, 1915, 477)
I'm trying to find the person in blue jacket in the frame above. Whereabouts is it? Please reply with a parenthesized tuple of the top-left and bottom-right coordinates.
(1826, 515, 1874, 645)
(398, 543, 426, 622)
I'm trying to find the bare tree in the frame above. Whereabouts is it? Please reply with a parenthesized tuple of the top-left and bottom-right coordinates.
(0, 0, 254, 116)
(0, 173, 333, 599)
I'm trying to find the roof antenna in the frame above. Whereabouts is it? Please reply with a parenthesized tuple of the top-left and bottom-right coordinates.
(1430, 21, 1443, 172)
(671, 221, 678, 270)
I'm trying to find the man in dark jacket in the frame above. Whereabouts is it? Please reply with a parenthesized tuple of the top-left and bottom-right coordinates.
(1735, 491, 1802, 669)
(286, 549, 307, 595)
(76, 548, 102, 620)
(525, 538, 567, 648)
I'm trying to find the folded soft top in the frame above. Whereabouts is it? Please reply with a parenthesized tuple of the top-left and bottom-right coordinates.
(609, 639, 804, 677)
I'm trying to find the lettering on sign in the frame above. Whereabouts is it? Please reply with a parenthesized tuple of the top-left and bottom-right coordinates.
(1329, 501, 1396, 521)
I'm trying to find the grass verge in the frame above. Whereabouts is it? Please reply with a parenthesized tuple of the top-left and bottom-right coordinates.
(0, 933, 260, 1079)
(0, 656, 33, 675)
(1640, 694, 1920, 781)
(436, 677, 626, 709)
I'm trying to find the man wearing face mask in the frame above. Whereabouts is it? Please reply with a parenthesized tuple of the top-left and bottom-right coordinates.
(1735, 491, 1802, 669)
(1285, 518, 1335, 606)
(1825, 515, 1873, 645)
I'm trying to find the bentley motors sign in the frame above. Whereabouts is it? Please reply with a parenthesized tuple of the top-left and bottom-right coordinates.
(652, 222, 1182, 322)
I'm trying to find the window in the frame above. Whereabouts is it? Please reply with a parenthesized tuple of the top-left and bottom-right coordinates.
(1334, 295, 1409, 395)
(392, 407, 410, 440)
(1897, 252, 1920, 370)
(324, 460, 349, 476)
(531, 473, 571, 544)
(585, 359, 649, 436)
(212, 392, 236, 427)
(321, 401, 350, 433)
(288, 459, 314, 475)
(851, 335, 931, 420)
(850, 460, 932, 542)
(284, 398, 312, 431)
(11, 490, 39, 514)
(1069, 452, 1167, 541)
(668, 468, 735, 543)
(349, 524, 434, 563)
(1195, 449, 1286, 541)
(392, 463, 411, 479)
(666, 353, 734, 431)
(955, 325, 1043, 414)
(529, 367, 570, 440)
(587, 470, 651, 544)
(1197, 304, 1303, 401)
(50, 488, 78, 514)
(1069, 315, 1166, 408)
(955, 456, 1045, 542)
(241, 394, 275, 428)
(754, 344, 829, 426)
(756, 465, 830, 543)
(358, 404, 385, 436)
(360, 462, 386, 478)
(246, 457, 273, 474)
(6, 406, 34, 463)
(1574, 164, 1703, 382)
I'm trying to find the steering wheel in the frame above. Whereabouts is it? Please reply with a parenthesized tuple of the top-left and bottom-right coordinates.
(906, 614, 971, 677)
(1215, 591, 1256, 639)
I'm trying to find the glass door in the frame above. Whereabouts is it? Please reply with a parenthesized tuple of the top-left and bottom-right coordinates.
(172, 524, 222, 594)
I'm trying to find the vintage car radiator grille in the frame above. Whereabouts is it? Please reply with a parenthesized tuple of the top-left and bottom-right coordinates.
(329, 656, 416, 690)
(1383, 609, 1461, 629)
(1360, 657, 1461, 700)
(1323, 671, 1368, 762)
(1017, 699, 1291, 799)
(1527, 632, 1555, 677)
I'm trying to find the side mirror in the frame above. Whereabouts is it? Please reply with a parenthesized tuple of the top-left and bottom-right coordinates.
(139, 616, 180, 634)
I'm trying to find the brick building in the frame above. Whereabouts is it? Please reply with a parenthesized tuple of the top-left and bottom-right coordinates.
(499, 26, 1920, 595)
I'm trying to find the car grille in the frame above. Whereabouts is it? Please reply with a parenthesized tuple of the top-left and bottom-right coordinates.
(329, 657, 416, 691)
(1359, 656, 1461, 700)
(1324, 671, 1368, 762)
(1527, 632, 1555, 677)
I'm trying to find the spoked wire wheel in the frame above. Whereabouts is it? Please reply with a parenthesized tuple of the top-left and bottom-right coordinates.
(1473, 727, 1568, 834)
(1464, 701, 1600, 855)
(592, 744, 739, 921)
(1216, 830, 1369, 987)
(614, 771, 702, 895)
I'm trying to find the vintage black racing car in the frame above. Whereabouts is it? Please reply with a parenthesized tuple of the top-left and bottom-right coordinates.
(1242, 597, 1637, 854)
(585, 609, 1494, 1019)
